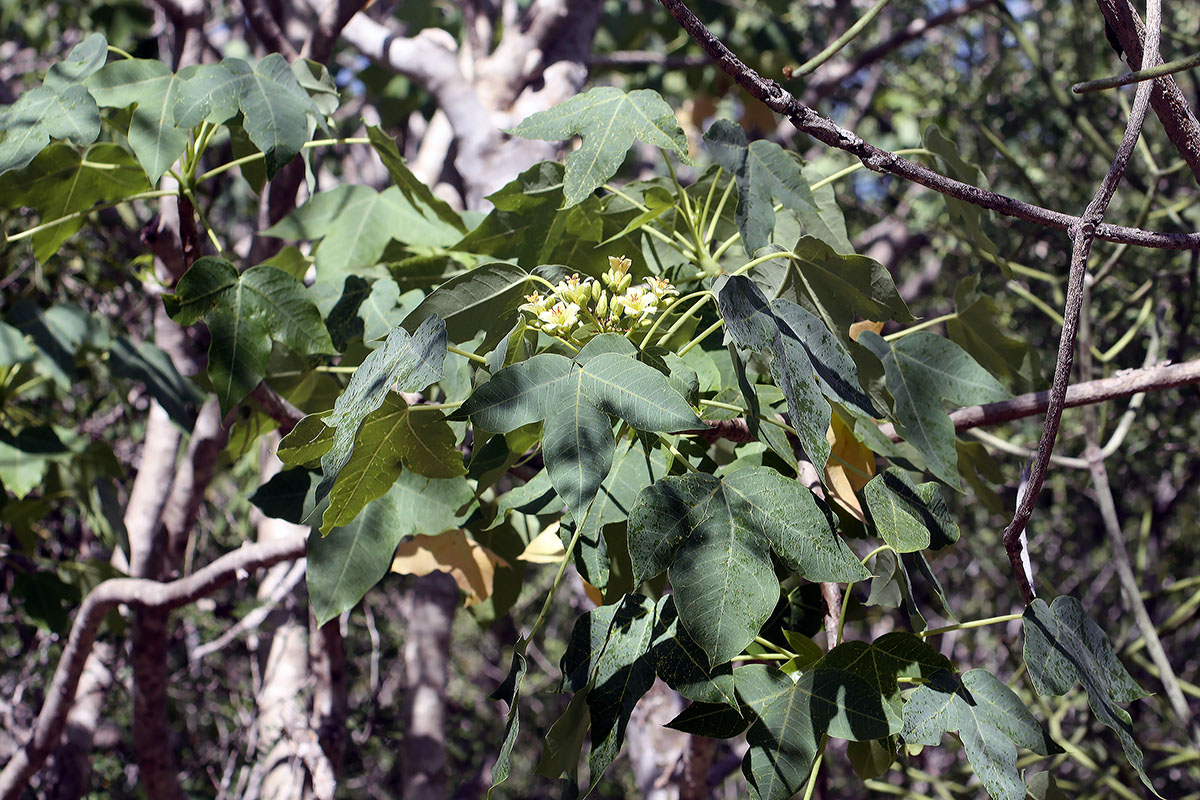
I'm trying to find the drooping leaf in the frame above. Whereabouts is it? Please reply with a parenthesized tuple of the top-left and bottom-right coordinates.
(315, 316, 446, 513)
(947, 275, 1037, 393)
(1022, 596, 1155, 793)
(542, 378, 616, 524)
(770, 299, 877, 417)
(163, 257, 336, 412)
(306, 471, 472, 624)
(716, 275, 832, 469)
(402, 262, 533, 346)
(924, 125, 998, 262)
(488, 649, 528, 797)
(650, 595, 736, 706)
(864, 467, 960, 552)
(560, 593, 659, 791)
(736, 664, 894, 800)
(818, 633, 951, 733)
(265, 184, 462, 282)
(366, 125, 465, 233)
(0, 84, 100, 175)
(0, 143, 149, 261)
(107, 337, 202, 429)
(859, 331, 1009, 488)
(508, 87, 690, 207)
(44, 33, 108, 89)
(535, 691, 590, 782)
(704, 119, 853, 253)
(86, 59, 191, 182)
(904, 669, 1060, 800)
(628, 467, 868, 666)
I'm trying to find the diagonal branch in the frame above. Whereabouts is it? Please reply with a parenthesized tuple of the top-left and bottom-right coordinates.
(656, 0, 1200, 251)
(999, 0, 1160, 604)
(0, 535, 308, 800)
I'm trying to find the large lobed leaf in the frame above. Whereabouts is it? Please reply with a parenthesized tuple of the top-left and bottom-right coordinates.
(864, 467, 960, 552)
(508, 86, 690, 207)
(87, 59, 190, 183)
(628, 467, 867, 666)
(163, 257, 335, 412)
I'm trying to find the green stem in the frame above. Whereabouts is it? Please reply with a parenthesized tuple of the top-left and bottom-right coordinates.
(730, 250, 800, 277)
(677, 318, 724, 356)
(195, 137, 371, 183)
(918, 612, 1023, 639)
(793, 0, 892, 77)
(659, 435, 700, 473)
(107, 44, 134, 59)
(704, 173, 736, 245)
(7, 190, 179, 242)
(1073, 49, 1200, 94)
(883, 312, 958, 341)
(407, 401, 464, 412)
(753, 635, 796, 658)
(447, 344, 488, 365)
(697, 166, 722, 243)
(799, 743, 826, 800)
(655, 294, 713, 348)
(525, 523, 586, 644)
(730, 653, 791, 662)
(639, 290, 711, 348)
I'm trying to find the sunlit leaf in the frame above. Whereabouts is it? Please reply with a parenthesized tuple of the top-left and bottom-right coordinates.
(391, 529, 506, 606)
(87, 59, 190, 182)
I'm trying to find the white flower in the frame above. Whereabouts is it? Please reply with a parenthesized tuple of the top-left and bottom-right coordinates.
(538, 301, 581, 335)
(645, 277, 679, 300)
(616, 286, 658, 321)
(555, 274, 593, 305)
(519, 291, 551, 314)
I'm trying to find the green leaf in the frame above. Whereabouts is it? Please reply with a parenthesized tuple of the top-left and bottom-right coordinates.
(277, 413, 334, 466)
(453, 162, 571, 266)
(316, 316, 446, 517)
(543, 376, 616, 524)
(0, 143, 149, 261)
(736, 664, 894, 800)
(846, 738, 897, 780)
(651, 595, 736, 706)
(578, 353, 706, 434)
(770, 298, 877, 418)
(455, 353, 573, 432)
(306, 471, 473, 624)
(44, 34, 108, 90)
(265, 184, 462, 282)
(560, 593, 659, 792)
(1022, 596, 1155, 794)
(402, 262, 533, 346)
(249, 468, 317, 524)
(0, 84, 101, 175)
(704, 119, 853, 253)
(508, 87, 690, 207)
(366, 125, 465, 234)
(536, 688, 589, 782)
(0, 321, 34, 366)
(163, 258, 335, 412)
(628, 467, 867, 666)
(947, 275, 1037, 393)
(323, 393, 465, 530)
(108, 337, 202, 429)
(818, 632, 951, 733)
(755, 236, 913, 338)
(86, 59, 190, 183)
(924, 125, 998, 262)
(859, 331, 1009, 488)
(488, 650, 528, 797)
(904, 669, 1060, 800)
(666, 702, 748, 738)
(716, 275, 833, 470)
(864, 467, 960, 552)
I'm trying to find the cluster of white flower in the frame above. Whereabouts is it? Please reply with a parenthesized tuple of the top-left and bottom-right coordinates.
(519, 256, 679, 340)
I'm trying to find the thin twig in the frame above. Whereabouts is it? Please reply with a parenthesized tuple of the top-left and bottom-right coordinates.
(1073, 49, 1200, 94)
(1000, 0, 1160, 603)
(656, 0, 1200, 251)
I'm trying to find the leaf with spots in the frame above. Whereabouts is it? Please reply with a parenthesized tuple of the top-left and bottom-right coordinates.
(904, 669, 1060, 800)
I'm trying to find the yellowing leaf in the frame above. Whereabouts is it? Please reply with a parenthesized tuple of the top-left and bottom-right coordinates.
(824, 414, 875, 522)
(390, 530, 507, 606)
(517, 524, 566, 564)
(581, 578, 603, 606)
(849, 320, 884, 341)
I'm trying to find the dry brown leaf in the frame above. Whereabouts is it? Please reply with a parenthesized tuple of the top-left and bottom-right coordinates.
(516, 523, 566, 564)
(824, 414, 876, 522)
(391, 530, 508, 607)
(849, 320, 885, 341)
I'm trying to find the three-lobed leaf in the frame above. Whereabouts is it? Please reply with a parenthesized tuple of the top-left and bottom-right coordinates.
(508, 86, 690, 207)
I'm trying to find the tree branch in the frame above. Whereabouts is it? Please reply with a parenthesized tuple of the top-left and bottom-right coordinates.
(242, 0, 300, 60)
(0, 535, 308, 800)
(656, 0, 1200, 251)
(999, 0, 1159, 604)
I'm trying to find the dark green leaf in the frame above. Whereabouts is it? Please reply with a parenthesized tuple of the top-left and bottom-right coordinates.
(629, 467, 867, 665)
(366, 125, 465, 233)
(489, 650, 528, 797)
(108, 337, 202, 429)
(402, 262, 533, 346)
(666, 702, 747, 738)
(865, 467, 960, 552)
(651, 595, 736, 705)
(543, 377, 616, 524)
(249, 468, 317, 524)
(859, 331, 1009, 488)
(1023, 596, 1155, 793)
